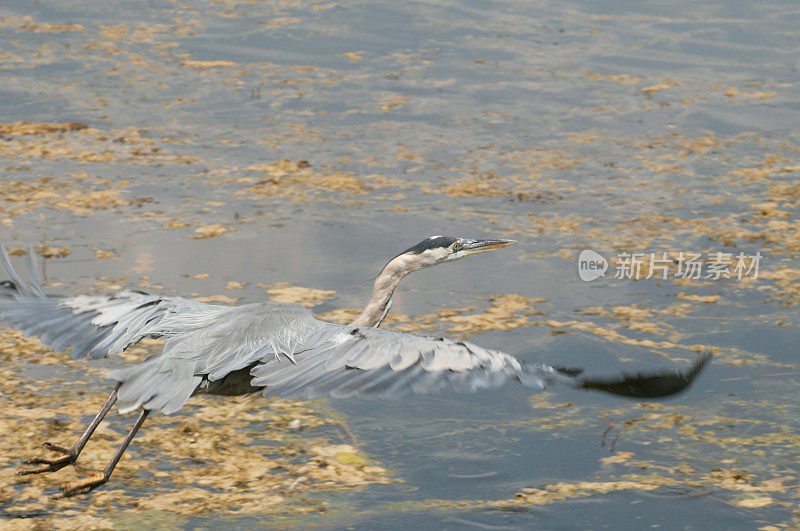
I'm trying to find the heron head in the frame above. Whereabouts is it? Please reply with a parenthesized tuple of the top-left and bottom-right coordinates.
(392, 235, 517, 272)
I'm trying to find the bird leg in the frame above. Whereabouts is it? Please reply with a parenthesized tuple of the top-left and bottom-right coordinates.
(56, 407, 149, 498)
(18, 382, 121, 476)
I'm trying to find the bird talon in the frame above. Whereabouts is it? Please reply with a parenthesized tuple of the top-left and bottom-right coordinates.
(73, 465, 101, 477)
(17, 443, 78, 475)
(17, 466, 53, 476)
(42, 442, 73, 454)
(54, 473, 107, 499)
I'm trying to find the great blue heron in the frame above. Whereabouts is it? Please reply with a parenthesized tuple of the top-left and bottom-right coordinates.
(0, 236, 710, 498)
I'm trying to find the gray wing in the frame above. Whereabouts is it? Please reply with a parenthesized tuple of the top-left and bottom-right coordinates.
(112, 312, 710, 414)
(108, 302, 322, 414)
(2, 245, 710, 415)
(251, 324, 548, 399)
(0, 245, 217, 359)
(250, 323, 712, 400)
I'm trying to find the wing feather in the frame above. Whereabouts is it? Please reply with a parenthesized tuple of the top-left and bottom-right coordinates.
(0, 245, 216, 360)
(252, 323, 711, 403)
(251, 323, 534, 400)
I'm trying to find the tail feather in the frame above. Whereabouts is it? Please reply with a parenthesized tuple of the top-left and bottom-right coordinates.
(110, 358, 202, 415)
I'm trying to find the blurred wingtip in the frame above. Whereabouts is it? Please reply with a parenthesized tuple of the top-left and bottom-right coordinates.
(580, 348, 713, 399)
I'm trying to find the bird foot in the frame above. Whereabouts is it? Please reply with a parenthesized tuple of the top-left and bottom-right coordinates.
(54, 470, 108, 499)
(17, 442, 77, 476)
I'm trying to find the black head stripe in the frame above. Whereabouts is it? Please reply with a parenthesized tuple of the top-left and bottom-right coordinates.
(398, 236, 458, 256)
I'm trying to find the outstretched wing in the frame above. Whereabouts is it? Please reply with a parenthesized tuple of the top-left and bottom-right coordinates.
(251, 325, 540, 399)
(251, 322, 712, 400)
(2, 245, 711, 415)
(0, 245, 217, 359)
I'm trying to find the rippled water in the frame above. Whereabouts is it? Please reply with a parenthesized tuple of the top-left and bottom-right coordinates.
(1, 0, 799, 528)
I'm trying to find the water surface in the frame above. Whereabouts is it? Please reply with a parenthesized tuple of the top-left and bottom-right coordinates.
(1, 0, 798, 528)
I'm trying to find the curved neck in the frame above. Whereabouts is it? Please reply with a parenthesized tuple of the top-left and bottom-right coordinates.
(349, 257, 413, 327)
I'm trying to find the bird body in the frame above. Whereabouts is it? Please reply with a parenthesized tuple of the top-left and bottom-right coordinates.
(0, 236, 710, 497)
(1, 276, 571, 414)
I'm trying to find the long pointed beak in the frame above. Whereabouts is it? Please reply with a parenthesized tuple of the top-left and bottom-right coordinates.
(463, 238, 517, 254)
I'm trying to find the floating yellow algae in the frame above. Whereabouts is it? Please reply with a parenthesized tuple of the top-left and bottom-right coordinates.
(315, 307, 361, 324)
(379, 94, 411, 111)
(741, 91, 778, 99)
(235, 159, 397, 202)
(513, 479, 659, 505)
(342, 52, 363, 61)
(124, 397, 392, 515)
(706, 469, 793, 494)
(583, 72, 642, 84)
(316, 172, 374, 194)
(716, 86, 778, 99)
(0, 16, 85, 33)
(641, 158, 690, 175)
(139, 276, 163, 291)
(564, 132, 617, 143)
(180, 60, 238, 69)
(539, 317, 736, 359)
(0, 121, 87, 136)
(737, 497, 775, 508)
(37, 245, 70, 259)
(529, 395, 573, 410)
(264, 17, 302, 29)
(92, 248, 117, 260)
(189, 224, 230, 239)
(265, 282, 336, 307)
(87, 276, 127, 293)
(676, 292, 720, 304)
(52, 514, 114, 529)
(431, 177, 507, 198)
(729, 166, 775, 182)
(163, 220, 191, 229)
(298, 444, 390, 487)
(193, 294, 238, 304)
(0, 329, 61, 364)
(425, 151, 578, 200)
(0, 122, 199, 168)
(601, 451, 634, 465)
(439, 294, 545, 335)
(244, 158, 311, 176)
(225, 281, 246, 290)
(577, 305, 673, 336)
(623, 131, 727, 157)
(751, 202, 792, 218)
(642, 81, 679, 94)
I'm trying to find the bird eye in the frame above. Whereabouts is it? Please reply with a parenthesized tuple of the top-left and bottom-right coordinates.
(452, 242, 462, 252)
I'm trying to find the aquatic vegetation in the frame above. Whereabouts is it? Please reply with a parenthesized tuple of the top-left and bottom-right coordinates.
(1, 0, 798, 527)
